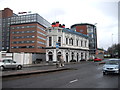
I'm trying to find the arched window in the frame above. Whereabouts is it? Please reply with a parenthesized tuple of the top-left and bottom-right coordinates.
(66, 53, 69, 62)
(81, 52, 83, 60)
(69, 38, 74, 45)
(48, 52, 52, 55)
(77, 53, 79, 62)
(57, 52, 62, 61)
(57, 52, 61, 55)
(48, 52, 53, 61)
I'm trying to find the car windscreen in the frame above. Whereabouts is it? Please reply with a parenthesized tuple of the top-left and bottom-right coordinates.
(106, 60, 120, 65)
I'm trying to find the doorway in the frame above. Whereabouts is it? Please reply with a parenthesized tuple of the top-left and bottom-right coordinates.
(66, 53, 69, 62)
(72, 52, 74, 60)
(48, 52, 53, 61)
(77, 53, 79, 62)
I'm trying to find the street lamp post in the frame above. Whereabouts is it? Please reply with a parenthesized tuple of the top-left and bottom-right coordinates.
(94, 23, 97, 26)
(111, 33, 114, 57)
(112, 33, 114, 45)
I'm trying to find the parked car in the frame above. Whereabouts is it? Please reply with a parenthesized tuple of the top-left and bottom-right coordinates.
(102, 59, 120, 75)
(94, 57, 102, 62)
(99, 59, 109, 65)
(0, 59, 22, 71)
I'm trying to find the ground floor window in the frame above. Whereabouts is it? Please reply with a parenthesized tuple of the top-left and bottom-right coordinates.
(47, 49, 89, 62)
(72, 52, 74, 60)
(85, 53, 87, 60)
(81, 52, 83, 60)
(66, 53, 69, 62)
(77, 53, 79, 62)
(48, 52, 53, 61)
(57, 52, 62, 61)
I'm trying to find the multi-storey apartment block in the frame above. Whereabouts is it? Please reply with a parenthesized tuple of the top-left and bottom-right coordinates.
(0, 8, 15, 51)
(0, 8, 51, 53)
(10, 13, 50, 53)
(71, 23, 97, 56)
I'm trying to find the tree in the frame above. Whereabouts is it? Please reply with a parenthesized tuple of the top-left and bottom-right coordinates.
(118, 44, 120, 58)
(107, 44, 120, 58)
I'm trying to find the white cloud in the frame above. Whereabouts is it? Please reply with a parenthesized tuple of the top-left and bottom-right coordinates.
(0, 0, 118, 50)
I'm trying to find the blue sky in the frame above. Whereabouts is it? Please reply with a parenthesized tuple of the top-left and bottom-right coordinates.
(0, 0, 119, 50)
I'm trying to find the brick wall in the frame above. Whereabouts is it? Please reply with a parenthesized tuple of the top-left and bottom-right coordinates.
(2, 8, 13, 18)
(76, 25, 87, 35)
(10, 23, 46, 53)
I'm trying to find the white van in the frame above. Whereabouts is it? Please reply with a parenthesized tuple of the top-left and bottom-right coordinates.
(102, 59, 120, 75)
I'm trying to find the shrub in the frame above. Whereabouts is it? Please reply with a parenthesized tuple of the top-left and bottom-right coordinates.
(88, 59, 94, 61)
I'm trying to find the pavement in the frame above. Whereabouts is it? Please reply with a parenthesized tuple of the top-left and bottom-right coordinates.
(23, 62, 55, 67)
(23, 62, 77, 67)
(2, 61, 100, 78)
(2, 62, 72, 78)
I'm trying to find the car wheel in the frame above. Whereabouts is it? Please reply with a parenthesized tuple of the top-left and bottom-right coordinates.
(17, 65, 22, 70)
(0, 66, 4, 71)
(103, 72, 107, 75)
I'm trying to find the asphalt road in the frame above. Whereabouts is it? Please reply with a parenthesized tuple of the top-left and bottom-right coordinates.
(2, 61, 119, 88)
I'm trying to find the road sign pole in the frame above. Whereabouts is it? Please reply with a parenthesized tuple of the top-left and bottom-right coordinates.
(56, 42, 59, 67)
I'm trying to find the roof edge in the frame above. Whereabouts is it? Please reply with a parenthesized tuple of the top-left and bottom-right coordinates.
(71, 23, 96, 28)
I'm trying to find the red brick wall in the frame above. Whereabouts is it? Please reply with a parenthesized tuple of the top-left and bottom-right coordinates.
(2, 8, 13, 18)
(10, 23, 46, 53)
(76, 25, 87, 35)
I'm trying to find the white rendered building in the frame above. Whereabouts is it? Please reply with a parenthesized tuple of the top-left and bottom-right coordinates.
(46, 27, 89, 62)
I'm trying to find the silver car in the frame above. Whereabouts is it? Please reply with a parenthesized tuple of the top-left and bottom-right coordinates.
(0, 59, 22, 70)
(103, 59, 120, 75)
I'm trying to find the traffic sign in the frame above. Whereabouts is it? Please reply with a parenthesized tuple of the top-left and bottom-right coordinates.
(56, 43, 59, 48)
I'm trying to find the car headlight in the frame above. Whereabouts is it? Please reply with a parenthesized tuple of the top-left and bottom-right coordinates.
(103, 66, 106, 69)
(115, 66, 118, 69)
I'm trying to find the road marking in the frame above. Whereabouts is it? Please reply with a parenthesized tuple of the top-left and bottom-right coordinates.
(69, 79, 78, 83)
